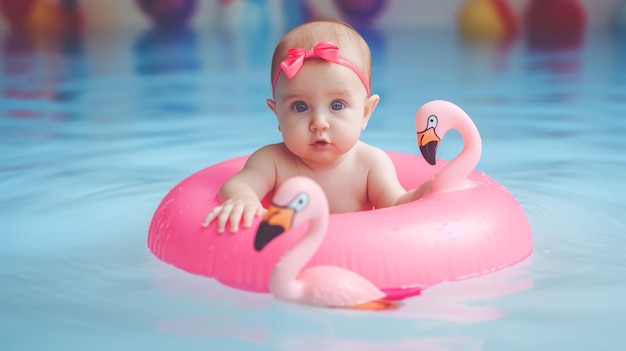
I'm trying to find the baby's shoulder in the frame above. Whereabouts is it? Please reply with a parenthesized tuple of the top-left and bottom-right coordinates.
(251, 143, 292, 160)
(353, 141, 392, 165)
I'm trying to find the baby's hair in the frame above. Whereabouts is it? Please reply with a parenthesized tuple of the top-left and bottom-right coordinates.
(270, 18, 372, 92)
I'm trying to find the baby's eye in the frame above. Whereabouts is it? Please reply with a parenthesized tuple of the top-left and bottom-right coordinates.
(330, 100, 345, 111)
(291, 102, 309, 113)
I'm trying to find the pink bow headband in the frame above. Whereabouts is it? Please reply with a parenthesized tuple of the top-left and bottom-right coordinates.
(271, 41, 370, 96)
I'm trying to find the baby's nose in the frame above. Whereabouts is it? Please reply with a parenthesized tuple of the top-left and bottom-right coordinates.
(310, 112, 330, 131)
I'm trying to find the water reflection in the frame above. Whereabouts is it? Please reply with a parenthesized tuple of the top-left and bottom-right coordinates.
(277, 335, 483, 351)
(133, 27, 201, 75)
(135, 0, 197, 28)
(155, 317, 270, 344)
(456, 34, 518, 78)
(150, 266, 531, 350)
(521, 46, 582, 105)
(1, 29, 39, 119)
(613, 28, 626, 83)
(1, 17, 86, 121)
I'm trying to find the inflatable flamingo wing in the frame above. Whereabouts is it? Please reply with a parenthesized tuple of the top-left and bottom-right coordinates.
(255, 176, 401, 310)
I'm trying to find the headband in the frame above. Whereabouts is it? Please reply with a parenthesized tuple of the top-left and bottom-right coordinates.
(271, 41, 370, 96)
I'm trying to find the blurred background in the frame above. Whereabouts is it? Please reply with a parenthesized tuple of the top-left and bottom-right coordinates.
(1, 0, 624, 126)
(0, 0, 624, 34)
(1, 0, 625, 76)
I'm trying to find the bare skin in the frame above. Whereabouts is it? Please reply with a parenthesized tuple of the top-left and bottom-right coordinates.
(202, 21, 427, 233)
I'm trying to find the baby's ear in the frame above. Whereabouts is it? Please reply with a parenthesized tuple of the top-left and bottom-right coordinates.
(266, 99, 280, 131)
(362, 94, 380, 129)
(266, 99, 276, 113)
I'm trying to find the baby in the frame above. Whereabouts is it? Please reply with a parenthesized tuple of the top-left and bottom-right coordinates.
(202, 18, 427, 233)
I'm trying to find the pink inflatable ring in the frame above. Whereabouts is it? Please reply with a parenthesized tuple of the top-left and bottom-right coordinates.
(148, 100, 533, 293)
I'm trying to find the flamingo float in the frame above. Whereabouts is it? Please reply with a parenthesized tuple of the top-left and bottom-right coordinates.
(148, 100, 532, 296)
(416, 99, 482, 194)
(254, 176, 420, 310)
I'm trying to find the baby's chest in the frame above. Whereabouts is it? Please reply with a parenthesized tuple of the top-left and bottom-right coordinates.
(312, 173, 371, 212)
(276, 162, 371, 212)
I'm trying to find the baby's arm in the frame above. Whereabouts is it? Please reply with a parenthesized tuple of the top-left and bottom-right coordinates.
(365, 148, 430, 208)
(202, 147, 276, 233)
(395, 180, 432, 205)
(365, 148, 408, 208)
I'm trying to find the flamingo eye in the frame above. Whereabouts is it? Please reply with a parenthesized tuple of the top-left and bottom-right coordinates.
(427, 115, 438, 129)
(288, 193, 309, 212)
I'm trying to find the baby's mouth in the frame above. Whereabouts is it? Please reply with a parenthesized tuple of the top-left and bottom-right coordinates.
(312, 138, 331, 149)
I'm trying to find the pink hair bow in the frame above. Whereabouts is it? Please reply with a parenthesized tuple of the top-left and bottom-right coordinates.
(271, 41, 370, 95)
(280, 41, 341, 79)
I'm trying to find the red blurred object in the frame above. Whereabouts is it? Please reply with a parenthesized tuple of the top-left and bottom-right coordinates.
(493, 0, 518, 39)
(524, 0, 586, 49)
(0, 0, 37, 29)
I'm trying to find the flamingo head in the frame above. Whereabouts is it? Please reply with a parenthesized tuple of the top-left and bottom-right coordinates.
(254, 176, 328, 251)
(415, 100, 468, 165)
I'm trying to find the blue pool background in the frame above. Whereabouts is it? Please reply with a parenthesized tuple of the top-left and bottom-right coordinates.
(1, 19, 626, 351)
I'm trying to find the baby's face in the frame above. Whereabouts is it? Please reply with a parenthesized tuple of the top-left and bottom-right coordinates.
(271, 60, 370, 166)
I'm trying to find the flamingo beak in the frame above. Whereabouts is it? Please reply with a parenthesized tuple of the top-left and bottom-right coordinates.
(254, 204, 295, 251)
(417, 127, 440, 165)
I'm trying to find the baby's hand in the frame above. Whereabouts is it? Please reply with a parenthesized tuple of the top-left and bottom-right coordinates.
(414, 179, 432, 199)
(202, 198, 266, 233)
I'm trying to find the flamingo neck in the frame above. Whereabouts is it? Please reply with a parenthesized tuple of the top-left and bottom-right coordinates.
(269, 212, 328, 301)
(432, 117, 482, 193)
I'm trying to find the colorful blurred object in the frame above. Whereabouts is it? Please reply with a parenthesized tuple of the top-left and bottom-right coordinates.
(0, 0, 37, 29)
(29, 0, 83, 34)
(333, 0, 387, 28)
(457, 0, 518, 41)
(135, 0, 197, 27)
(0, 0, 83, 35)
(524, 0, 586, 49)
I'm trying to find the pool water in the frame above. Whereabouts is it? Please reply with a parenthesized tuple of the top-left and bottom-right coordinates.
(1, 24, 625, 350)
